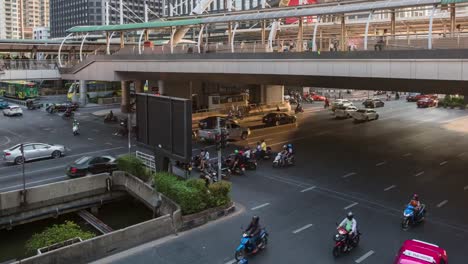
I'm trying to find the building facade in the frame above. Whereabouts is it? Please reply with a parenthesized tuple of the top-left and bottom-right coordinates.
(0, 0, 21, 39)
(50, 0, 162, 38)
(0, 0, 49, 39)
(33, 26, 50, 39)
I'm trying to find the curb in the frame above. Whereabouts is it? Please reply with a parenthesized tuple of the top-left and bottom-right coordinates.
(180, 202, 236, 231)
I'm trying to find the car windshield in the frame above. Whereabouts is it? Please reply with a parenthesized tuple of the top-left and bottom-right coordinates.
(356, 110, 366, 113)
(74, 156, 92, 164)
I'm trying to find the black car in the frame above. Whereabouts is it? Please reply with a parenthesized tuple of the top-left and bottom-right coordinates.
(262, 112, 296, 126)
(198, 116, 227, 129)
(66, 155, 117, 178)
(46, 102, 79, 113)
(362, 99, 385, 108)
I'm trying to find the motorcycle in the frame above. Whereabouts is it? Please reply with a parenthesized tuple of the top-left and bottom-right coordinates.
(72, 122, 80, 136)
(401, 204, 426, 230)
(254, 147, 272, 160)
(294, 105, 304, 114)
(104, 113, 118, 123)
(235, 229, 269, 261)
(62, 110, 74, 120)
(272, 153, 295, 168)
(332, 227, 360, 257)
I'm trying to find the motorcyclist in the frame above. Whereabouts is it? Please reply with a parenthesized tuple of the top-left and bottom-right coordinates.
(256, 142, 262, 156)
(261, 139, 267, 156)
(245, 216, 262, 253)
(64, 107, 73, 117)
(338, 212, 358, 251)
(409, 194, 421, 218)
(72, 119, 79, 135)
(231, 149, 242, 171)
(244, 146, 252, 160)
(295, 103, 303, 113)
(199, 148, 210, 171)
(324, 98, 330, 109)
(105, 110, 115, 121)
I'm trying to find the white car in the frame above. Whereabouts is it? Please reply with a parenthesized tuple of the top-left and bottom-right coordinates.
(334, 105, 358, 119)
(3, 105, 23, 116)
(3, 143, 66, 164)
(331, 99, 353, 111)
(351, 109, 379, 121)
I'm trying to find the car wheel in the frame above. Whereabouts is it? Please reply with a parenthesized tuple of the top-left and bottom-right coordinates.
(275, 120, 280, 126)
(51, 150, 61, 159)
(15, 156, 24, 165)
(366, 117, 369, 122)
(375, 114, 379, 120)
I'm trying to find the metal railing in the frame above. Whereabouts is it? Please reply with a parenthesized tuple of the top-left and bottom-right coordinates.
(0, 59, 58, 71)
(136, 151, 156, 173)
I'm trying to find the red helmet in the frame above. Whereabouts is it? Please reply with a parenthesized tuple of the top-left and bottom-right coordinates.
(412, 194, 419, 201)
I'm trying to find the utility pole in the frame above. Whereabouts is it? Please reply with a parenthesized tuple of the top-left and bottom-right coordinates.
(128, 112, 131, 154)
(217, 117, 222, 182)
(20, 144, 26, 205)
(120, 0, 124, 25)
(105, 1, 110, 26)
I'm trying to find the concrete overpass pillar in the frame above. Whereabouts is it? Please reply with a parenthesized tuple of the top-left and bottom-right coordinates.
(262, 85, 284, 105)
(134, 80, 144, 94)
(158, 80, 165, 95)
(79, 80, 87, 105)
(121, 81, 130, 113)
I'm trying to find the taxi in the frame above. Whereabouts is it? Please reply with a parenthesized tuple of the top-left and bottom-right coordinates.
(394, 240, 448, 264)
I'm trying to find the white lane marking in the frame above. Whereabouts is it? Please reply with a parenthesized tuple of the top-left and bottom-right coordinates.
(402, 153, 412, 157)
(105, 142, 112, 145)
(463, 185, 468, 191)
(0, 175, 69, 191)
(251, 203, 270, 210)
(88, 138, 94, 141)
(384, 185, 397, 191)
(292, 224, 313, 234)
(437, 200, 448, 208)
(92, 129, 99, 132)
(376, 161, 386, 166)
(414, 171, 424, 177)
(300, 186, 316, 193)
(458, 152, 466, 157)
(441, 115, 468, 124)
(355, 250, 375, 263)
(439, 161, 448, 166)
(224, 259, 237, 264)
(0, 165, 67, 179)
(342, 172, 356, 178)
(344, 202, 358, 210)
(0, 136, 11, 147)
(423, 145, 432, 150)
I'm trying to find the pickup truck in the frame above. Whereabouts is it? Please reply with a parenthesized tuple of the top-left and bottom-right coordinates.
(198, 121, 250, 142)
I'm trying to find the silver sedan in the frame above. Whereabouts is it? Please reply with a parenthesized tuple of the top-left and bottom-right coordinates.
(3, 143, 66, 165)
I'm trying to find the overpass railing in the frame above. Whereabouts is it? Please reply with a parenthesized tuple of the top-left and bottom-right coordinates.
(0, 59, 58, 71)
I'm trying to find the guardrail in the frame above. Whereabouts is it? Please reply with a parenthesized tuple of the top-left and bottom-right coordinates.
(0, 59, 58, 71)
(136, 151, 156, 173)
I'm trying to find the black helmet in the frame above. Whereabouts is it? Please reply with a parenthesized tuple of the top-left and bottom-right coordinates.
(252, 216, 259, 224)
(347, 212, 354, 220)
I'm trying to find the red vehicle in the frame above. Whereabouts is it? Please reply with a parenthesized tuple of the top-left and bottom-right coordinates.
(310, 92, 326, 101)
(408, 93, 438, 102)
(394, 240, 448, 264)
(417, 98, 438, 108)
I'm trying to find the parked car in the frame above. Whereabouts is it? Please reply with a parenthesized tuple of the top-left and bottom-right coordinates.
(3, 105, 23, 116)
(66, 155, 117, 178)
(407, 93, 437, 102)
(46, 102, 79, 113)
(363, 98, 385, 108)
(262, 112, 297, 126)
(310, 92, 326, 101)
(198, 115, 227, 130)
(394, 239, 448, 264)
(198, 120, 250, 141)
(334, 105, 358, 119)
(351, 109, 379, 122)
(0, 99, 9, 109)
(417, 98, 438, 108)
(331, 99, 353, 111)
(3, 143, 65, 165)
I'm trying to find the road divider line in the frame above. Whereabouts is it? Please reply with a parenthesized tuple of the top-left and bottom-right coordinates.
(437, 200, 448, 208)
(376, 161, 386, 167)
(292, 224, 313, 234)
(88, 138, 94, 141)
(251, 203, 270, 211)
(0, 165, 67, 179)
(105, 142, 112, 145)
(300, 186, 316, 193)
(439, 161, 448, 166)
(344, 202, 358, 210)
(355, 250, 375, 263)
(423, 145, 432, 150)
(223, 259, 237, 264)
(402, 153, 412, 157)
(414, 171, 424, 177)
(384, 185, 397, 191)
(342, 172, 356, 178)
(458, 152, 466, 157)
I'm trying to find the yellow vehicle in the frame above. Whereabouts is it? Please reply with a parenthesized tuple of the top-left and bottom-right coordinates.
(67, 81, 121, 100)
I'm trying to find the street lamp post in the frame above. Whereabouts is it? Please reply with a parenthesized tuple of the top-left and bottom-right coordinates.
(20, 144, 26, 205)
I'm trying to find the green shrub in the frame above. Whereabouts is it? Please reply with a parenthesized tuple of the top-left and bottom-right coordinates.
(116, 154, 150, 181)
(154, 173, 231, 215)
(25, 221, 95, 254)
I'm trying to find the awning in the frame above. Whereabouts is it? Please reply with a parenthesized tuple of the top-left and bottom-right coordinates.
(67, 18, 203, 33)
(441, 0, 468, 3)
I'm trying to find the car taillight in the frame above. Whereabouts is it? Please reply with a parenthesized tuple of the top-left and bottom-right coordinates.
(4, 152, 10, 156)
(70, 167, 77, 173)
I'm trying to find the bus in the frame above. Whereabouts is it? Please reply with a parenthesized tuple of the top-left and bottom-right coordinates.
(67, 81, 121, 100)
(0, 81, 39, 99)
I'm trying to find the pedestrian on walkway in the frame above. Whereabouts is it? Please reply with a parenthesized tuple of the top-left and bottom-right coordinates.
(4, 54, 11, 70)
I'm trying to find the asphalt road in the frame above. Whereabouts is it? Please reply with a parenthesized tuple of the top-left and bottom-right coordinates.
(94, 99, 468, 264)
(2, 97, 468, 263)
